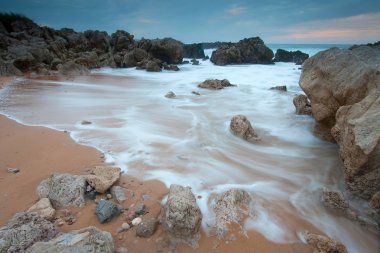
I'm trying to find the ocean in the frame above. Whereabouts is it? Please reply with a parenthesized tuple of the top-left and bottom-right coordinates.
(0, 44, 377, 253)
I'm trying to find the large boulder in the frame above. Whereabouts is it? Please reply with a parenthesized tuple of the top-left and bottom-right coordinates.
(304, 232, 348, 253)
(122, 48, 148, 67)
(29, 226, 114, 253)
(230, 115, 260, 142)
(198, 79, 232, 90)
(86, 166, 121, 193)
(0, 212, 58, 253)
(37, 173, 87, 208)
(183, 43, 205, 59)
(274, 49, 309, 65)
(210, 37, 273, 66)
(299, 46, 380, 201)
(162, 184, 202, 248)
(145, 38, 183, 64)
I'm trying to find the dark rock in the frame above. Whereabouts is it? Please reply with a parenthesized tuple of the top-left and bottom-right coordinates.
(269, 85, 287, 91)
(198, 79, 232, 90)
(136, 219, 158, 238)
(293, 94, 312, 115)
(122, 48, 148, 68)
(7, 167, 20, 173)
(192, 91, 201, 96)
(0, 212, 58, 253)
(81, 120, 92, 125)
(274, 49, 309, 65)
(134, 203, 146, 215)
(230, 115, 260, 142)
(210, 37, 273, 66)
(165, 91, 176, 98)
(37, 173, 87, 208)
(29, 226, 114, 253)
(84, 190, 97, 200)
(192, 59, 200, 65)
(182, 60, 190, 64)
(144, 38, 183, 64)
(146, 60, 161, 72)
(369, 191, 380, 209)
(95, 200, 122, 223)
(162, 184, 202, 248)
(183, 43, 205, 59)
(163, 63, 180, 71)
(0, 58, 22, 76)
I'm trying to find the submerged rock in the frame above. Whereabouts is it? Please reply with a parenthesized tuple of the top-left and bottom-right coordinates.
(269, 85, 287, 92)
(28, 198, 56, 220)
(293, 94, 312, 115)
(37, 173, 87, 208)
(86, 166, 121, 194)
(29, 226, 114, 253)
(95, 200, 123, 223)
(0, 212, 58, 253)
(165, 91, 176, 98)
(230, 115, 260, 142)
(162, 184, 202, 248)
(198, 79, 232, 90)
(304, 231, 348, 253)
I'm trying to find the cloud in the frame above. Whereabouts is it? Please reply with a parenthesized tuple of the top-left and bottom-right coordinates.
(270, 12, 380, 43)
(227, 5, 246, 16)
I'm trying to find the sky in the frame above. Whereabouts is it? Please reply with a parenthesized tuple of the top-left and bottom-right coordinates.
(1, 0, 380, 44)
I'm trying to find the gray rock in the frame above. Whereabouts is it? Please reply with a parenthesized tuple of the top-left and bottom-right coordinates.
(198, 79, 231, 90)
(95, 200, 122, 223)
(27, 198, 56, 220)
(37, 173, 87, 208)
(369, 191, 380, 209)
(146, 60, 161, 72)
(162, 184, 202, 248)
(134, 203, 146, 215)
(110, 186, 127, 203)
(29, 226, 114, 253)
(0, 212, 58, 253)
(165, 91, 176, 98)
(230, 115, 260, 142)
(136, 219, 158, 238)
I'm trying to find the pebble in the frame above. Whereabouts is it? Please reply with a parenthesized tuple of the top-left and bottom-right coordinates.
(86, 185, 93, 192)
(122, 222, 131, 230)
(134, 203, 146, 215)
(132, 217, 142, 226)
(192, 91, 201, 96)
(7, 168, 20, 173)
(106, 194, 112, 199)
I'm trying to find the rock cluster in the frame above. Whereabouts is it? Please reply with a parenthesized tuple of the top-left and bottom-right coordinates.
(274, 49, 309, 65)
(299, 46, 380, 202)
(210, 37, 273, 66)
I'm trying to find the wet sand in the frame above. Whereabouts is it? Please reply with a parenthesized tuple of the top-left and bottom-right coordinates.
(0, 77, 314, 252)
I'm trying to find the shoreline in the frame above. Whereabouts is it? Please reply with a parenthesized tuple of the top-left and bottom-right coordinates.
(0, 77, 314, 252)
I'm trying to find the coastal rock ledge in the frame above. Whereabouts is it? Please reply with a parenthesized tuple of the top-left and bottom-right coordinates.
(299, 45, 380, 201)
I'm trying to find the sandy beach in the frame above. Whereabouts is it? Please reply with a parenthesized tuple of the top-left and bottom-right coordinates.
(0, 77, 314, 252)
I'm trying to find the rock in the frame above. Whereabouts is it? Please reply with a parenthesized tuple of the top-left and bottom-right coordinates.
(304, 231, 348, 253)
(106, 193, 112, 199)
(213, 189, 252, 238)
(132, 217, 142, 226)
(136, 218, 158, 238)
(163, 64, 180, 71)
(0, 212, 58, 253)
(165, 91, 176, 98)
(198, 79, 232, 90)
(110, 186, 127, 204)
(110, 30, 134, 53)
(62, 209, 76, 225)
(162, 184, 202, 248)
(210, 37, 273, 66)
(230, 115, 260, 142)
(81, 120, 92, 125)
(192, 59, 200, 65)
(146, 38, 183, 64)
(320, 188, 349, 214)
(269, 85, 287, 92)
(7, 167, 20, 173)
(57, 62, 90, 75)
(29, 226, 114, 253)
(300, 46, 380, 201)
(146, 60, 161, 72)
(122, 48, 147, 67)
(357, 215, 380, 231)
(84, 190, 97, 200)
(28, 198, 56, 220)
(86, 166, 121, 193)
(116, 247, 129, 253)
(0, 58, 22, 76)
(293, 94, 312, 115)
(183, 43, 205, 59)
(95, 200, 122, 223)
(192, 91, 201, 96)
(121, 222, 130, 231)
(37, 173, 87, 208)
(369, 191, 380, 209)
(274, 49, 309, 65)
(134, 203, 146, 215)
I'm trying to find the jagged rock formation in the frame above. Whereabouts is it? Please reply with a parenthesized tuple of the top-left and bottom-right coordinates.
(274, 49, 309, 65)
(183, 43, 205, 59)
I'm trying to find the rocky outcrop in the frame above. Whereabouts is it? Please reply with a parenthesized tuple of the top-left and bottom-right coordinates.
(86, 166, 121, 193)
(162, 184, 202, 248)
(210, 37, 273, 66)
(0, 212, 58, 253)
(198, 79, 232, 89)
(304, 232, 348, 253)
(28, 198, 56, 220)
(274, 49, 309, 65)
(29, 226, 114, 253)
(183, 43, 205, 59)
(230, 115, 260, 142)
(293, 94, 312, 115)
(37, 173, 87, 208)
(299, 46, 380, 201)
(212, 189, 253, 238)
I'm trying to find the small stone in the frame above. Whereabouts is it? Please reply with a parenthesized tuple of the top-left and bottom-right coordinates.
(28, 198, 56, 220)
(111, 186, 127, 204)
(81, 120, 92, 125)
(192, 91, 201, 95)
(125, 210, 137, 221)
(269, 85, 287, 92)
(95, 200, 122, 223)
(369, 191, 380, 209)
(136, 219, 158, 238)
(132, 217, 142, 226)
(134, 203, 146, 215)
(106, 194, 112, 199)
(118, 235, 123, 240)
(165, 91, 176, 98)
(87, 185, 93, 192)
(121, 222, 130, 230)
(7, 168, 20, 173)
(55, 218, 65, 227)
